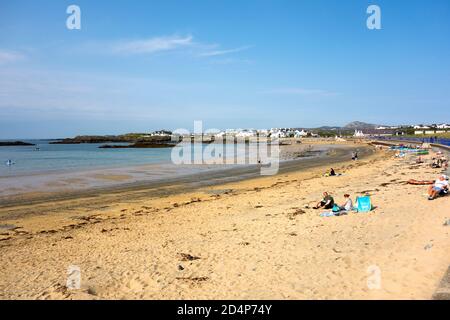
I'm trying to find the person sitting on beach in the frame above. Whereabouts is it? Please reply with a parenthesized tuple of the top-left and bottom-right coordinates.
(438, 156, 448, 168)
(442, 157, 449, 169)
(416, 156, 423, 164)
(330, 168, 336, 176)
(428, 175, 449, 200)
(313, 192, 335, 209)
(339, 194, 353, 211)
(431, 159, 441, 168)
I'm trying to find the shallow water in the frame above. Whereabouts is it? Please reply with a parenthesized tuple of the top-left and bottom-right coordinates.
(0, 139, 292, 198)
(0, 140, 173, 177)
(0, 140, 270, 177)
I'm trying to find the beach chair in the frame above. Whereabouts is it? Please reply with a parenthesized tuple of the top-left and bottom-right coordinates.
(356, 196, 372, 213)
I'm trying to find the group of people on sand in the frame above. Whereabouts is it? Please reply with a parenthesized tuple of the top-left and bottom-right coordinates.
(415, 151, 449, 200)
(431, 154, 448, 169)
(313, 192, 353, 212)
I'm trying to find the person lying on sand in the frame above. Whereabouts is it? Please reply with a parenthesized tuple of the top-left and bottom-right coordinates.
(339, 194, 354, 211)
(313, 192, 335, 209)
(428, 175, 449, 200)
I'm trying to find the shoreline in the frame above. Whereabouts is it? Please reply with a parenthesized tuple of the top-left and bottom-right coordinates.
(0, 142, 371, 214)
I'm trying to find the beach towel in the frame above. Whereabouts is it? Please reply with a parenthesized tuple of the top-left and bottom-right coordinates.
(356, 196, 372, 213)
(407, 179, 433, 185)
(320, 212, 336, 217)
(320, 210, 348, 217)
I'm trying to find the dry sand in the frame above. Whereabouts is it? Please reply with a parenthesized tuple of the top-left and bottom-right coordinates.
(0, 142, 449, 300)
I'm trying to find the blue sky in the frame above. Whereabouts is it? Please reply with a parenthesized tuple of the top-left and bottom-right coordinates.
(0, 0, 449, 138)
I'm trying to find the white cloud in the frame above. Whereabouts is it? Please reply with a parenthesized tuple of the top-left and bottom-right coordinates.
(106, 34, 251, 60)
(112, 35, 194, 55)
(0, 50, 25, 65)
(199, 45, 252, 57)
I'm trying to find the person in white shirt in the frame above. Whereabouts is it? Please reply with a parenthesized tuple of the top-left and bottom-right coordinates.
(428, 175, 449, 200)
(339, 194, 353, 211)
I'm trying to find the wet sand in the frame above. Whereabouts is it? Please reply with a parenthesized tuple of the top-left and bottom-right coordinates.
(0, 142, 370, 212)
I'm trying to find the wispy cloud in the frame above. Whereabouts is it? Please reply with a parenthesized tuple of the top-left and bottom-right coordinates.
(106, 34, 251, 60)
(112, 35, 194, 55)
(199, 45, 252, 57)
(264, 88, 339, 97)
(0, 50, 25, 65)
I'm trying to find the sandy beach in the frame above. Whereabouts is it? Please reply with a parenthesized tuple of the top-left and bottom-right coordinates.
(0, 141, 449, 300)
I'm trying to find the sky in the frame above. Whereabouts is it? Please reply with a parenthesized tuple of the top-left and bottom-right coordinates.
(0, 0, 449, 138)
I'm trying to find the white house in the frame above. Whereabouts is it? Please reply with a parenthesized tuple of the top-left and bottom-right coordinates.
(271, 130, 287, 138)
(214, 131, 226, 138)
(150, 131, 172, 137)
(235, 129, 257, 138)
(294, 129, 308, 138)
(413, 125, 431, 130)
(353, 130, 365, 138)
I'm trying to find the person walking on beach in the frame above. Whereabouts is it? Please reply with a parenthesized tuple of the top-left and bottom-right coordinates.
(313, 192, 335, 209)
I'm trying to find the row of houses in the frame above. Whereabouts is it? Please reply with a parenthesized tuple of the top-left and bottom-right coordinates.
(148, 128, 313, 139)
(149, 124, 449, 140)
(212, 128, 312, 139)
(353, 129, 406, 138)
(412, 124, 450, 130)
(376, 124, 450, 130)
(411, 124, 450, 135)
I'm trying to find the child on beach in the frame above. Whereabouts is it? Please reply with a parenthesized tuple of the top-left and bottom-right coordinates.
(339, 194, 354, 211)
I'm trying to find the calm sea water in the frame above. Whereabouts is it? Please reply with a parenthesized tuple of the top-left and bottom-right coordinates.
(0, 140, 255, 178)
(0, 140, 174, 177)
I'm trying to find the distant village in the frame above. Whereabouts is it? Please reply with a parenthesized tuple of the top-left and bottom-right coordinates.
(146, 123, 450, 139)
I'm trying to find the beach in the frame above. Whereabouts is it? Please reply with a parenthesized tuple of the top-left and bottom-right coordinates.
(0, 141, 449, 299)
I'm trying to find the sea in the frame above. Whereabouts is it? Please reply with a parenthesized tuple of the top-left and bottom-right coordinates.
(0, 140, 174, 177)
(0, 139, 273, 199)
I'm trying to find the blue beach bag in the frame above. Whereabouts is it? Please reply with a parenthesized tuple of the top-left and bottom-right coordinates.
(357, 196, 372, 213)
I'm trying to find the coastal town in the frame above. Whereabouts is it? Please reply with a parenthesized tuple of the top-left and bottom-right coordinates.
(146, 122, 450, 140)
